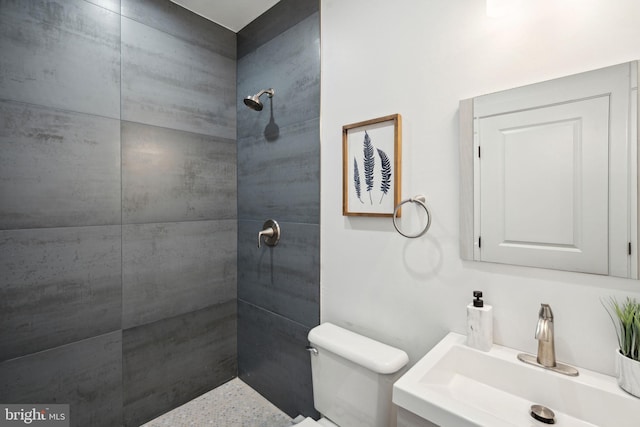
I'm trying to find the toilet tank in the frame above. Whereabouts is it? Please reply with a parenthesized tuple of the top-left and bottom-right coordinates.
(308, 323, 409, 427)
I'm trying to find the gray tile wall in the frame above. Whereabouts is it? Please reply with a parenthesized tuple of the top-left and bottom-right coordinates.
(0, 1, 237, 426)
(121, 122, 237, 224)
(121, 17, 236, 138)
(0, 0, 121, 118)
(0, 101, 121, 229)
(123, 302, 236, 426)
(0, 332, 124, 427)
(238, 301, 316, 417)
(236, 0, 320, 418)
(122, 220, 236, 329)
(0, 226, 122, 361)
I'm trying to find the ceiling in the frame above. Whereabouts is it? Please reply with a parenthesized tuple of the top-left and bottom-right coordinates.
(170, 0, 281, 32)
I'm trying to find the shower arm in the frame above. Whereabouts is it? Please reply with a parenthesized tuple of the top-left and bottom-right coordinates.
(255, 88, 274, 99)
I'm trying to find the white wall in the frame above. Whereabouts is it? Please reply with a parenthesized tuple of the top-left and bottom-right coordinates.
(320, 0, 640, 376)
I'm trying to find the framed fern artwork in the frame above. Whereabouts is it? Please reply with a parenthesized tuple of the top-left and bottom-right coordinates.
(342, 114, 402, 217)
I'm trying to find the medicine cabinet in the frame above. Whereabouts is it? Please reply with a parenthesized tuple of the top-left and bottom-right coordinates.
(459, 61, 639, 278)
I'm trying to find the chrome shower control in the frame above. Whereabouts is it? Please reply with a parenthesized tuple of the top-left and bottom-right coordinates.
(258, 219, 280, 248)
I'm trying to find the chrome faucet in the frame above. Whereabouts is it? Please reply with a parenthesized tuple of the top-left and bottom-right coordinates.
(517, 303, 579, 376)
(535, 304, 555, 367)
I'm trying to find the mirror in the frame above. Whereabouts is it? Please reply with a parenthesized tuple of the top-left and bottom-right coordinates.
(459, 61, 639, 279)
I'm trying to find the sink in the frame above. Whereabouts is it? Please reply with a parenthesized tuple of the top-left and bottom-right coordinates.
(393, 332, 640, 427)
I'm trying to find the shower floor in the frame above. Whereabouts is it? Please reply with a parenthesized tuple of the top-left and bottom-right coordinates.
(141, 378, 295, 427)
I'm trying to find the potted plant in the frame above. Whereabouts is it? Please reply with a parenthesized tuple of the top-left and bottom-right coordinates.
(604, 297, 640, 398)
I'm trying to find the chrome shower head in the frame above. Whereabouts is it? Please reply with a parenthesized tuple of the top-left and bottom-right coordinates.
(243, 88, 274, 111)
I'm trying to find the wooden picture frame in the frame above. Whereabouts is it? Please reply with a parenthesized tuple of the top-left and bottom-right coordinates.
(342, 114, 402, 217)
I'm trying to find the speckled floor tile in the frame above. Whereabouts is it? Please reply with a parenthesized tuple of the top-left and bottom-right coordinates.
(140, 378, 295, 427)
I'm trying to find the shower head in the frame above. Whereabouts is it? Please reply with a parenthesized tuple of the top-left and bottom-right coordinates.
(243, 88, 274, 111)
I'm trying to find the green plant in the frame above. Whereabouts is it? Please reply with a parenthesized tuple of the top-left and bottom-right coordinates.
(604, 297, 640, 362)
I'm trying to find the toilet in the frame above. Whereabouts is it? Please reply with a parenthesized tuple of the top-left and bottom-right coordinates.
(298, 322, 409, 427)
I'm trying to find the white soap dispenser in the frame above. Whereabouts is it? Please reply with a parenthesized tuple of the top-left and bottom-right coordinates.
(467, 290, 493, 352)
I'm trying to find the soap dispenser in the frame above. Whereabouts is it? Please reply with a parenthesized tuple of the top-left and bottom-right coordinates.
(467, 291, 493, 352)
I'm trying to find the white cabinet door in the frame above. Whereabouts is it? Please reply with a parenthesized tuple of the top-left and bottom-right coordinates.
(461, 61, 637, 277)
(478, 96, 610, 274)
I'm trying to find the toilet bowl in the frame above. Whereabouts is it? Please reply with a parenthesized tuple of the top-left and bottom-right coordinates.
(301, 323, 409, 427)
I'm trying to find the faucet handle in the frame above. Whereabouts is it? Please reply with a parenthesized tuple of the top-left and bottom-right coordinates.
(257, 219, 280, 248)
(535, 304, 554, 341)
(538, 303, 553, 320)
(258, 227, 274, 248)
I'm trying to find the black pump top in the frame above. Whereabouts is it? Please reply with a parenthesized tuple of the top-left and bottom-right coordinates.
(473, 290, 484, 307)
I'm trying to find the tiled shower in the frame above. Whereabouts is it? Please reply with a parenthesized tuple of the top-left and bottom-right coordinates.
(236, 0, 320, 419)
(0, 0, 320, 425)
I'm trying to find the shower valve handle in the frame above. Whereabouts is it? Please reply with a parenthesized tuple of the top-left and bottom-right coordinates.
(258, 219, 280, 248)
(257, 228, 273, 247)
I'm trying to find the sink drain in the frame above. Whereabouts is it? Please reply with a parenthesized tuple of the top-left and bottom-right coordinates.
(530, 404, 556, 424)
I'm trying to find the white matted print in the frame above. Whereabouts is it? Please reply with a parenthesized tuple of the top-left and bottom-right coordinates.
(342, 114, 401, 216)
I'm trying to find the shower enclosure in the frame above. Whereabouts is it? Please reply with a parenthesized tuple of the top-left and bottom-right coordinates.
(0, 0, 320, 425)
(236, 0, 321, 418)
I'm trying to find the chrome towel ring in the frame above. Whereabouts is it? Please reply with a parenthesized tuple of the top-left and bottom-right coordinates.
(393, 195, 432, 238)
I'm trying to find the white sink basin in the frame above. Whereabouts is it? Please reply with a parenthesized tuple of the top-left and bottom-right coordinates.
(393, 332, 640, 427)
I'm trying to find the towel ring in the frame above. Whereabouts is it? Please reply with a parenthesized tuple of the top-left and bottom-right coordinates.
(393, 195, 432, 238)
